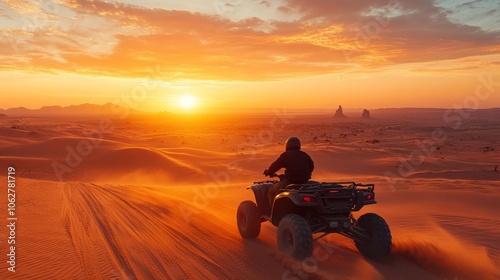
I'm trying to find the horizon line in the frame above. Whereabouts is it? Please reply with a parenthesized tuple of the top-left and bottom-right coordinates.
(1, 103, 500, 113)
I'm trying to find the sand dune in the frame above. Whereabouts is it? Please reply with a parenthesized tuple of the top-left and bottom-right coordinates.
(0, 112, 499, 279)
(1, 137, 120, 158)
(82, 147, 205, 184)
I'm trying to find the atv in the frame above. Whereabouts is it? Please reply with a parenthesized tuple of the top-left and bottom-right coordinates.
(236, 174, 392, 261)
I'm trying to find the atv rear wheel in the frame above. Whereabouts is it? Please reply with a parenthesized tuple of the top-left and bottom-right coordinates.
(277, 214, 312, 260)
(354, 213, 392, 261)
(237, 201, 261, 239)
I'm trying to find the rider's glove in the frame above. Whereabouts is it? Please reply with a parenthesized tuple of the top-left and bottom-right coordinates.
(263, 169, 270, 176)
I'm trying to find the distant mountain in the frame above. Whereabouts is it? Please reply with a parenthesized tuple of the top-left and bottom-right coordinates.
(0, 103, 143, 116)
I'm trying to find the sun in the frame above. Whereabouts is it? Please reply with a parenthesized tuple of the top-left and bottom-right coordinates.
(178, 95, 197, 109)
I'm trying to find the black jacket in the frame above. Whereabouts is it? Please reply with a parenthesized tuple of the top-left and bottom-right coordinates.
(267, 149, 314, 184)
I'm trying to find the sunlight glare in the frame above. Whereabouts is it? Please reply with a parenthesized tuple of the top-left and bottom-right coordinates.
(178, 95, 196, 109)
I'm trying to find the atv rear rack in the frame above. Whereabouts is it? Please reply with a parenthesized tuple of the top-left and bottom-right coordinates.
(284, 182, 375, 192)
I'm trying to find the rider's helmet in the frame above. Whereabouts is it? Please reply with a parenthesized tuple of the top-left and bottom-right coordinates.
(285, 136, 301, 151)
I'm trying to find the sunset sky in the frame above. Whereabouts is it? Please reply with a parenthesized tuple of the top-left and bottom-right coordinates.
(1, 0, 499, 112)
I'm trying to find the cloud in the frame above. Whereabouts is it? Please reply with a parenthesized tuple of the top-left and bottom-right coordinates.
(280, 0, 500, 62)
(255, 0, 272, 8)
(2, 0, 41, 14)
(458, 0, 482, 9)
(0, 0, 498, 81)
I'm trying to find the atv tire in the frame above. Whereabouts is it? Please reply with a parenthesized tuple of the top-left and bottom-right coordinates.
(354, 213, 392, 261)
(277, 214, 313, 260)
(237, 201, 261, 239)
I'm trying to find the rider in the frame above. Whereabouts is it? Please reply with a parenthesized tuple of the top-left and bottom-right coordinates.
(264, 136, 314, 206)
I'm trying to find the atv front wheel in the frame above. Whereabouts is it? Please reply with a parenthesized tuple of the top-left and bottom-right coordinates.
(277, 214, 312, 260)
(354, 213, 392, 261)
(237, 201, 261, 239)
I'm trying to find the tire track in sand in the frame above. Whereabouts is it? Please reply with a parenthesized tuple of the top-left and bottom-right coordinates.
(60, 182, 280, 279)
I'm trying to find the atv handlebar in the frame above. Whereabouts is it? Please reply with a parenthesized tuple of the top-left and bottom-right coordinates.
(266, 173, 286, 181)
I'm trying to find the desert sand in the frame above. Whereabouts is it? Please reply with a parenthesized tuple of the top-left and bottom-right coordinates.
(0, 109, 499, 280)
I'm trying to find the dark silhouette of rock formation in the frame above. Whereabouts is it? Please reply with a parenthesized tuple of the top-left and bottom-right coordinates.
(361, 109, 372, 119)
(334, 105, 346, 118)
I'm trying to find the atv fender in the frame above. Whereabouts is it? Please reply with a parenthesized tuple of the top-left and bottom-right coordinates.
(271, 195, 295, 226)
(248, 183, 273, 216)
(271, 192, 318, 226)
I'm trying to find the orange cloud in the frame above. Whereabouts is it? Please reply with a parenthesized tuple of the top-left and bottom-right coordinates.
(0, 0, 498, 81)
(3, 0, 41, 14)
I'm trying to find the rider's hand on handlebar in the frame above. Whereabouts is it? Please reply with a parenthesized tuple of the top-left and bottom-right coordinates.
(263, 169, 270, 176)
